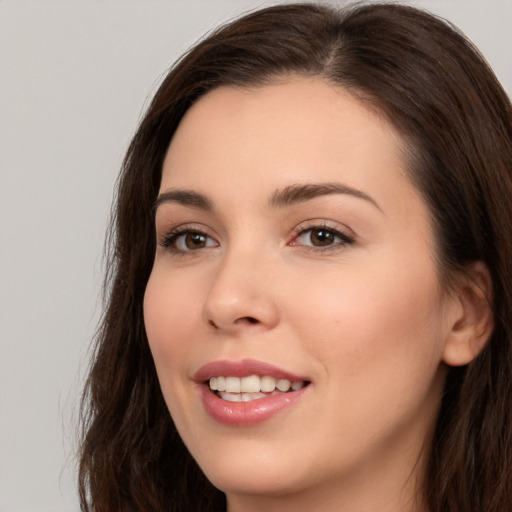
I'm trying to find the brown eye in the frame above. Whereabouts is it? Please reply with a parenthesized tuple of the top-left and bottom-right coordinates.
(309, 228, 336, 246)
(162, 229, 218, 252)
(293, 225, 354, 250)
(184, 232, 207, 249)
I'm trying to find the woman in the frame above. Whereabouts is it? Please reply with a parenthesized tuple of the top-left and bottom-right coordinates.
(78, 3, 512, 511)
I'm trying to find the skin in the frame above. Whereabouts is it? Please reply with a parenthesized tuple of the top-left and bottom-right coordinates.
(143, 78, 465, 512)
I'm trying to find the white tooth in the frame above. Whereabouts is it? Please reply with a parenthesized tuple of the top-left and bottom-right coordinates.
(241, 375, 260, 393)
(241, 392, 265, 401)
(291, 381, 304, 391)
(260, 376, 276, 392)
(225, 376, 241, 393)
(209, 377, 218, 391)
(276, 379, 291, 392)
(219, 392, 242, 402)
(216, 376, 226, 392)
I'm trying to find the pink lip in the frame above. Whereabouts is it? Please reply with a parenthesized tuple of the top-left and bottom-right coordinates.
(194, 358, 308, 382)
(194, 359, 310, 426)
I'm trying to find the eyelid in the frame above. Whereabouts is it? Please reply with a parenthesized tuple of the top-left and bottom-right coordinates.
(158, 223, 219, 251)
(288, 220, 356, 249)
(157, 219, 355, 254)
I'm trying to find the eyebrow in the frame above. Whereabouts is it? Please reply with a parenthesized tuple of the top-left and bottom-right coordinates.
(154, 182, 382, 213)
(269, 182, 383, 212)
(154, 189, 213, 211)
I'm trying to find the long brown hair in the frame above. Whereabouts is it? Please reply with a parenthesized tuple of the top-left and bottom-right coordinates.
(79, 3, 512, 511)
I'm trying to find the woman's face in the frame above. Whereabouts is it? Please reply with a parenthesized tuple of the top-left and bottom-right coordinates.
(144, 79, 458, 507)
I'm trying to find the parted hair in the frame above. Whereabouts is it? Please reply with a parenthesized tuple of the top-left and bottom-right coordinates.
(79, 3, 512, 511)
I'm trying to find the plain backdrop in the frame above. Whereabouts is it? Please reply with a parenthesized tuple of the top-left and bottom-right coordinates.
(1, 1, 510, 510)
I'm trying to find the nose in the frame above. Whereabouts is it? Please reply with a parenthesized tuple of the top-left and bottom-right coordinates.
(202, 248, 280, 334)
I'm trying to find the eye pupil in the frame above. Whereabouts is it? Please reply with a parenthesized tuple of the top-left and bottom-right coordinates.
(311, 229, 334, 246)
(186, 232, 206, 249)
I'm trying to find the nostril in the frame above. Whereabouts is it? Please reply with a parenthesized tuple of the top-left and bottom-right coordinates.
(207, 316, 262, 329)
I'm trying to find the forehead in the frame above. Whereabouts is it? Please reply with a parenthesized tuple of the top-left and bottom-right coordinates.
(158, 78, 436, 268)
(161, 79, 413, 208)
(170, 79, 401, 153)
(164, 79, 407, 181)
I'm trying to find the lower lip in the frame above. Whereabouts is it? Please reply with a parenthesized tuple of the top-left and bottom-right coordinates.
(199, 385, 308, 426)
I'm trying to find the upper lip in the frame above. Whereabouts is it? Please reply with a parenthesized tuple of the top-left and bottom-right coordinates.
(193, 358, 309, 383)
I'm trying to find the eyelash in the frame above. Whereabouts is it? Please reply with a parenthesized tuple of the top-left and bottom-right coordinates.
(290, 223, 355, 252)
(159, 225, 218, 255)
(159, 222, 355, 255)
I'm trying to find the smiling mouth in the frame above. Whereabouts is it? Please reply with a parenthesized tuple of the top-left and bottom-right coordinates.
(208, 375, 309, 402)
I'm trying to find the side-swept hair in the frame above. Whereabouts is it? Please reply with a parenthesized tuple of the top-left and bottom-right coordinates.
(79, 3, 512, 511)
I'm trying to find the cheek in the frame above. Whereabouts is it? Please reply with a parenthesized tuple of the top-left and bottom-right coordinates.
(143, 268, 211, 442)
(289, 262, 448, 447)
(143, 270, 201, 380)
(289, 254, 447, 387)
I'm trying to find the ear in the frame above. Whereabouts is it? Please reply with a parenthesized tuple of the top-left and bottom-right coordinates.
(442, 261, 494, 367)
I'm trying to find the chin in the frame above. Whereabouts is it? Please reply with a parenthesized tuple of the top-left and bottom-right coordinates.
(206, 467, 301, 498)
(191, 442, 309, 497)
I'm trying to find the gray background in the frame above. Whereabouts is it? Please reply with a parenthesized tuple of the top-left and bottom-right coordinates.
(1, 1, 511, 510)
